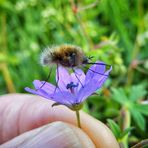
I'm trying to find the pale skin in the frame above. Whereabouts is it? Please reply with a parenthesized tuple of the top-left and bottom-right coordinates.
(0, 94, 119, 148)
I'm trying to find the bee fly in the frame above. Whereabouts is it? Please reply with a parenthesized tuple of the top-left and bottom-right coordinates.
(41, 44, 90, 67)
(38, 44, 109, 90)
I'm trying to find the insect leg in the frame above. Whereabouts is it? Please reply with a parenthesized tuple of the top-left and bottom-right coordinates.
(86, 62, 111, 69)
(84, 66, 109, 77)
(54, 63, 59, 93)
(72, 67, 84, 88)
(36, 66, 53, 91)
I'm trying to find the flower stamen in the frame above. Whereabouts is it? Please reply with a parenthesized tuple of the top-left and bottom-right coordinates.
(66, 82, 78, 94)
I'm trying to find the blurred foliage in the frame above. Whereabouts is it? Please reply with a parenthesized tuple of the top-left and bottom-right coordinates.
(107, 119, 134, 142)
(0, 0, 148, 147)
(112, 84, 148, 131)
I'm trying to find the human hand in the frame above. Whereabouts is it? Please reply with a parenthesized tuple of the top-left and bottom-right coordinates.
(0, 94, 119, 148)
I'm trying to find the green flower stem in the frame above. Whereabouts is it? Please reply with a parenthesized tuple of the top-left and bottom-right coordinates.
(76, 110, 81, 128)
(122, 108, 131, 148)
(127, 0, 144, 86)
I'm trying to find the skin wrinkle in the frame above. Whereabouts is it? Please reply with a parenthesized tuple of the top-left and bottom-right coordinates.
(21, 95, 72, 131)
(0, 99, 9, 138)
(30, 101, 51, 129)
(22, 98, 56, 131)
(17, 98, 33, 134)
(15, 97, 40, 133)
(9, 113, 82, 147)
(62, 124, 83, 148)
(70, 124, 93, 148)
(18, 97, 36, 134)
(2, 122, 51, 147)
(1, 101, 15, 142)
(69, 126, 82, 145)
(17, 123, 51, 147)
(43, 123, 82, 148)
(21, 99, 43, 131)
(16, 102, 22, 137)
(0, 97, 15, 142)
(0, 94, 39, 143)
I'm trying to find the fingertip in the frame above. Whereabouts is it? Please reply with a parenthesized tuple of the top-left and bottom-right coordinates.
(1, 122, 95, 148)
(67, 123, 95, 148)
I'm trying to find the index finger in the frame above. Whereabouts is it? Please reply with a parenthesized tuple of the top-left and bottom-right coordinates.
(0, 94, 119, 148)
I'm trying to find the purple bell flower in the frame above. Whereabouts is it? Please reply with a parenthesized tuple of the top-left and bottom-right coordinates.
(25, 61, 112, 110)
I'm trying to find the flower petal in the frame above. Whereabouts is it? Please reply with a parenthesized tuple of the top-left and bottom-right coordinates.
(25, 87, 51, 99)
(71, 68, 85, 92)
(56, 66, 71, 91)
(78, 66, 112, 102)
(85, 61, 106, 83)
(50, 91, 76, 106)
(25, 61, 112, 107)
(33, 80, 55, 94)
(92, 65, 112, 82)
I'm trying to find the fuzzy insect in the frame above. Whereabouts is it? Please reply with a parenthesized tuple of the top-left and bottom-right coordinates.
(40, 44, 90, 68)
(38, 44, 109, 90)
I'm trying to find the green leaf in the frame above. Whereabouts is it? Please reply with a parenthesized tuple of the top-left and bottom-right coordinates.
(129, 85, 147, 102)
(107, 119, 121, 139)
(130, 109, 146, 131)
(111, 88, 128, 105)
(134, 104, 148, 116)
(119, 127, 134, 139)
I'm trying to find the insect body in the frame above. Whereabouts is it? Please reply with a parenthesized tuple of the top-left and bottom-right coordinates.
(40, 44, 89, 68)
(38, 44, 109, 91)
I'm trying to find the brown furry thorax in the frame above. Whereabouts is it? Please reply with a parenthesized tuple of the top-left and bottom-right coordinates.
(42, 45, 88, 67)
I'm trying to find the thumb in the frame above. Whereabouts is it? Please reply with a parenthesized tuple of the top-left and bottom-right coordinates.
(1, 121, 95, 148)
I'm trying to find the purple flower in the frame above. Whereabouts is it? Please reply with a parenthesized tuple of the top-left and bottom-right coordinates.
(25, 62, 112, 109)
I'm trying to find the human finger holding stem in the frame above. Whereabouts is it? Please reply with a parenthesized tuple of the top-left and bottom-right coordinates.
(0, 94, 119, 148)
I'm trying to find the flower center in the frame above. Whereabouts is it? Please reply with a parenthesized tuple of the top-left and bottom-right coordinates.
(66, 82, 78, 93)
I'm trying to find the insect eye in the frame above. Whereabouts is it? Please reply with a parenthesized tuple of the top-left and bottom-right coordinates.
(70, 53, 75, 57)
